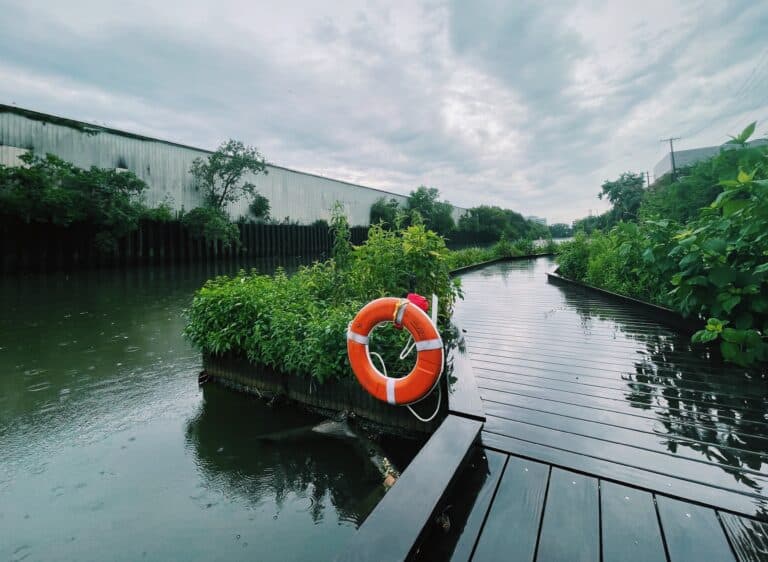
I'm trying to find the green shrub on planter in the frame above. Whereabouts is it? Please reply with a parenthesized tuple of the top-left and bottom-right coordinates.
(185, 222, 462, 382)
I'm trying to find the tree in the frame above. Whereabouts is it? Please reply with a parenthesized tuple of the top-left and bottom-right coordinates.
(457, 205, 532, 242)
(548, 223, 573, 238)
(0, 152, 149, 251)
(598, 172, 645, 222)
(190, 139, 268, 211)
(406, 186, 455, 235)
(248, 193, 271, 221)
(370, 197, 400, 228)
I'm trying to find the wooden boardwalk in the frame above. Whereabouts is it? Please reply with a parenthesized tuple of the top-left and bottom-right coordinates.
(446, 257, 768, 561)
(338, 256, 768, 561)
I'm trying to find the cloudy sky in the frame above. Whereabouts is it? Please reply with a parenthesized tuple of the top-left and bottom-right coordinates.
(1, 0, 766, 223)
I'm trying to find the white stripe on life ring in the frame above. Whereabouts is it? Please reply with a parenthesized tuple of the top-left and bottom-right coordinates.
(347, 329, 369, 345)
(415, 338, 442, 351)
(386, 377, 396, 404)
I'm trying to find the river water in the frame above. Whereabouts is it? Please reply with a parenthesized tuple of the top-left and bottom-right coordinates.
(0, 260, 391, 562)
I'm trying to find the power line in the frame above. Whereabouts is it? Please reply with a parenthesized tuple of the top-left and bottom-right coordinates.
(684, 47, 768, 139)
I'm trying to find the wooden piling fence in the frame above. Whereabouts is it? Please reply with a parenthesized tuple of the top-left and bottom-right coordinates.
(0, 220, 372, 273)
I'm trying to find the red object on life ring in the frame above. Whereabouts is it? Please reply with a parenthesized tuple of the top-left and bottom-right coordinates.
(347, 297, 443, 405)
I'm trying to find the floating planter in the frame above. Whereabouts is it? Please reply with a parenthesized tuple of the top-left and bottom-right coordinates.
(202, 352, 446, 437)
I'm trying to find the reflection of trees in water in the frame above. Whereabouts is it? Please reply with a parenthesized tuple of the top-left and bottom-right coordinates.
(557, 286, 768, 491)
(185, 385, 388, 526)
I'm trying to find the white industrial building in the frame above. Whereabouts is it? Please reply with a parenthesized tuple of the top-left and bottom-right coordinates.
(653, 139, 768, 180)
(0, 104, 466, 226)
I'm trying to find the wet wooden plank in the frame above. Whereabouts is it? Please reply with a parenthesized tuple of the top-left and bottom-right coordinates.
(446, 320, 485, 421)
(445, 449, 507, 562)
(482, 415, 768, 496)
(471, 456, 549, 562)
(481, 404, 766, 480)
(481, 431, 762, 520)
(335, 415, 482, 562)
(656, 495, 736, 561)
(719, 512, 768, 562)
(535, 468, 599, 562)
(601, 481, 666, 562)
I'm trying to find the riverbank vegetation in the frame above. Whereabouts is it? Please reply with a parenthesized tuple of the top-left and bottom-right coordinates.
(0, 152, 170, 251)
(185, 208, 557, 382)
(370, 187, 549, 243)
(558, 123, 768, 365)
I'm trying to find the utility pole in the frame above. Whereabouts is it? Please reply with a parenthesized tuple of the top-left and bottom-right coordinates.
(645, 171, 650, 188)
(660, 137, 681, 182)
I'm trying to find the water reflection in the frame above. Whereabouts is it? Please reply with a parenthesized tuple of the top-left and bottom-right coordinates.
(554, 278, 768, 490)
(185, 384, 388, 527)
(0, 257, 389, 562)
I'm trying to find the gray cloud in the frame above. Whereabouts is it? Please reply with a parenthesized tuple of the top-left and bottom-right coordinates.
(1, 0, 767, 223)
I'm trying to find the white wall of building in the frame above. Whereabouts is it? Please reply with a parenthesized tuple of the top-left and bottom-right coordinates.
(0, 107, 466, 226)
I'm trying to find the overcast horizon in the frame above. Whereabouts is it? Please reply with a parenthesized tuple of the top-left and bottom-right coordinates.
(1, 0, 767, 223)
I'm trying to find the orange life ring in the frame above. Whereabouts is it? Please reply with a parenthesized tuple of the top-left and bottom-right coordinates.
(347, 297, 443, 405)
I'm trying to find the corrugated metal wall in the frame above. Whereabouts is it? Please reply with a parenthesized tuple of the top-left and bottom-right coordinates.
(0, 109, 466, 226)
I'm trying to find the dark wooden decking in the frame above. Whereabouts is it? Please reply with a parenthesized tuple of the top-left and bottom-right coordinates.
(339, 256, 768, 561)
(416, 446, 768, 562)
(454, 257, 768, 520)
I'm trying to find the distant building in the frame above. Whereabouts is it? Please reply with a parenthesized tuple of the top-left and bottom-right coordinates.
(654, 139, 768, 180)
(526, 215, 547, 226)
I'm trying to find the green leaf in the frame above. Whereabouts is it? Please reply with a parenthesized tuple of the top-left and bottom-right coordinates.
(679, 253, 699, 269)
(720, 341, 741, 362)
(723, 199, 749, 217)
(737, 168, 754, 184)
(721, 327, 746, 344)
(726, 122, 756, 145)
(754, 263, 768, 274)
(692, 329, 719, 343)
(708, 266, 734, 288)
(718, 293, 741, 313)
(701, 238, 726, 254)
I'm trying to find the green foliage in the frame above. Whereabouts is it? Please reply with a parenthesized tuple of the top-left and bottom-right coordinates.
(329, 202, 353, 270)
(190, 139, 268, 211)
(457, 205, 539, 242)
(140, 198, 175, 222)
(181, 206, 240, 248)
(370, 197, 400, 228)
(549, 223, 573, 238)
(641, 135, 767, 224)
(0, 151, 160, 251)
(572, 211, 612, 234)
(598, 172, 645, 223)
(406, 186, 455, 235)
(349, 224, 460, 320)
(558, 123, 768, 365)
(559, 222, 674, 303)
(185, 222, 464, 383)
(444, 236, 546, 270)
(248, 193, 271, 221)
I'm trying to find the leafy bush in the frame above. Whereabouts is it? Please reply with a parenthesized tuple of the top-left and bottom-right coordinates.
(0, 151, 161, 251)
(181, 206, 240, 248)
(248, 193, 271, 221)
(666, 166, 768, 364)
(185, 216, 466, 382)
(370, 197, 401, 228)
(457, 205, 544, 242)
(140, 198, 175, 222)
(405, 186, 455, 235)
(557, 124, 768, 365)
